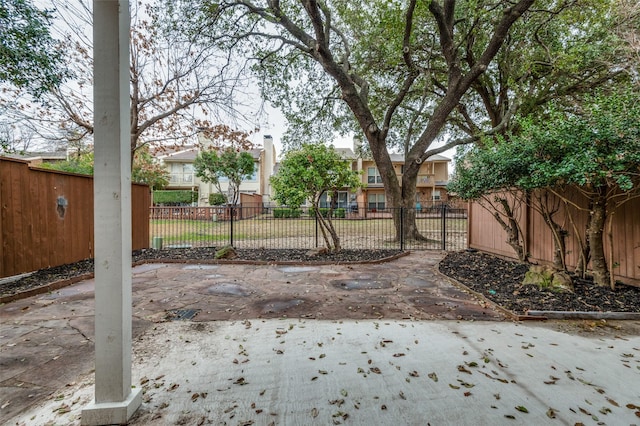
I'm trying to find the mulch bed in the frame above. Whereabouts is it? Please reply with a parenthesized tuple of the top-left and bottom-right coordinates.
(439, 250, 640, 315)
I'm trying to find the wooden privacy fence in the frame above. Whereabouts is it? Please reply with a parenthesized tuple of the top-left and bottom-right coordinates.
(0, 157, 150, 278)
(468, 189, 640, 286)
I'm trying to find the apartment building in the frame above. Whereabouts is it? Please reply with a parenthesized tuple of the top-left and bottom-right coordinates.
(157, 135, 277, 206)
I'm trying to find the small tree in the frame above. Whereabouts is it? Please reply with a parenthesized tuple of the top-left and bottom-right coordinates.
(449, 144, 530, 263)
(132, 146, 170, 189)
(209, 193, 227, 206)
(40, 145, 170, 189)
(271, 144, 361, 253)
(513, 92, 640, 287)
(452, 90, 640, 287)
(40, 152, 94, 176)
(194, 148, 255, 205)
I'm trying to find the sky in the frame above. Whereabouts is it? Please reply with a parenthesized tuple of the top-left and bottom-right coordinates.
(248, 102, 456, 164)
(246, 104, 355, 159)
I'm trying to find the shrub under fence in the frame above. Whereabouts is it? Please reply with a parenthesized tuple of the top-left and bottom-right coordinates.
(149, 205, 467, 251)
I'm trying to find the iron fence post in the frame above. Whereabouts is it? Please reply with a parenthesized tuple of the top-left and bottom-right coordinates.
(441, 203, 447, 250)
(315, 211, 319, 248)
(400, 207, 404, 251)
(230, 205, 234, 247)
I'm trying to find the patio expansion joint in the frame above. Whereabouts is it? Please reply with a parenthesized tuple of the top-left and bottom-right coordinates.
(67, 319, 92, 343)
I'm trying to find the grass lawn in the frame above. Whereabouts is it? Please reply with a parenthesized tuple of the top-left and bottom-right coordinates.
(150, 215, 467, 250)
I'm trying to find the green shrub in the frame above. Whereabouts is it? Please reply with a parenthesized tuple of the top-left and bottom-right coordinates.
(273, 208, 302, 218)
(313, 207, 346, 218)
(209, 193, 227, 206)
(153, 190, 198, 205)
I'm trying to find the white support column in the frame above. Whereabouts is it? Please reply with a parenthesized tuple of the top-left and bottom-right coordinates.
(82, 1, 141, 424)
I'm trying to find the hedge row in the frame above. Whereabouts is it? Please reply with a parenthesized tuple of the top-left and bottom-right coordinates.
(153, 190, 198, 205)
(273, 208, 302, 218)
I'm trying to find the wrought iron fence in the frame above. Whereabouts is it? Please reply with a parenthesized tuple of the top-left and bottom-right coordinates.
(149, 205, 467, 251)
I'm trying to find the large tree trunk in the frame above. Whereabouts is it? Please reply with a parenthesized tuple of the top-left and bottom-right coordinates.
(385, 164, 430, 242)
(587, 186, 609, 286)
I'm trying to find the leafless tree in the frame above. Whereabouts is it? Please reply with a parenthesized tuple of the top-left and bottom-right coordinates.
(0, 0, 255, 166)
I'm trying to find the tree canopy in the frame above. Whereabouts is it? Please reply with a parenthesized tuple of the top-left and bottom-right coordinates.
(181, 0, 636, 242)
(0, 0, 67, 95)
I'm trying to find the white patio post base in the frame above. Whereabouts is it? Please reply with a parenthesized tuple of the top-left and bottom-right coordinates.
(81, 389, 142, 426)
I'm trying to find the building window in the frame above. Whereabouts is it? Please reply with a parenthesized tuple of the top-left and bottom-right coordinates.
(367, 167, 382, 184)
(432, 190, 441, 201)
(367, 193, 385, 210)
(170, 163, 193, 184)
(320, 191, 349, 208)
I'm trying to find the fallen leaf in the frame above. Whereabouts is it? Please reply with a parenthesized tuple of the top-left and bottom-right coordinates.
(504, 414, 516, 419)
(579, 407, 591, 415)
(457, 365, 472, 374)
(428, 372, 438, 382)
(449, 384, 460, 389)
(464, 391, 472, 397)
(599, 407, 612, 415)
(393, 353, 405, 357)
(546, 408, 556, 418)
(329, 399, 345, 407)
(233, 378, 248, 386)
(515, 406, 528, 413)
(340, 389, 348, 397)
(409, 370, 419, 377)
(399, 391, 406, 400)
(223, 405, 237, 413)
(381, 405, 387, 410)
(311, 407, 318, 418)
(606, 397, 619, 407)
(369, 367, 381, 374)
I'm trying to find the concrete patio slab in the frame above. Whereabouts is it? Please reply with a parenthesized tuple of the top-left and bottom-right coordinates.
(9, 320, 640, 425)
